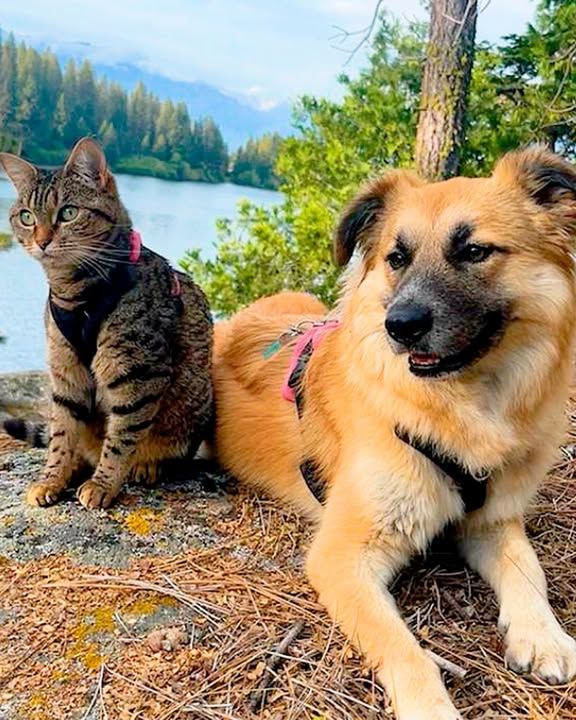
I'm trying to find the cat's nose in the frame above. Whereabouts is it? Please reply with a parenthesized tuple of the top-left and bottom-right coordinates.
(35, 226, 53, 250)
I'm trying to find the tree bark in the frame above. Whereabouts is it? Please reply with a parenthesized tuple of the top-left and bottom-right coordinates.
(415, 0, 478, 180)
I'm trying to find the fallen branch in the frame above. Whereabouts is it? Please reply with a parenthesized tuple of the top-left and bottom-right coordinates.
(441, 589, 474, 622)
(98, 662, 110, 720)
(249, 620, 306, 712)
(426, 649, 468, 680)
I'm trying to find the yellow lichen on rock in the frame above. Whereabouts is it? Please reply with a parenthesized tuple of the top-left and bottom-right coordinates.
(124, 594, 177, 617)
(66, 606, 116, 669)
(21, 693, 51, 720)
(121, 508, 165, 536)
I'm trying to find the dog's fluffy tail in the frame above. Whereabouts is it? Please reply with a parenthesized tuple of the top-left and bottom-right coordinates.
(1, 412, 48, 447)
(245, 291, 328, 318)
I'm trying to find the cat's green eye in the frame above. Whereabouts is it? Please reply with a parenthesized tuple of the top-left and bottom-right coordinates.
(58, 205, 79, 223)
(19, 209, 35, 227)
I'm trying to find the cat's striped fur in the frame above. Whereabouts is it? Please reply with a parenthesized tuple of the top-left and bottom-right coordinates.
(0, 138, 213, 508)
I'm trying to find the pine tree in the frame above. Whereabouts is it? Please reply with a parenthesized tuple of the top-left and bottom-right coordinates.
(154, 100, 176, 160)
(127, 82, 150, 155)
(57, 59, 79, 147)
(0, 33, 18, 135)
(15, 46, 40, 136)
(76, 60, 98, 137)
(99, 120, 119, 164)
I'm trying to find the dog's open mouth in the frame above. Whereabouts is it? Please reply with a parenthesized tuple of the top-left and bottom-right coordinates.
(408, 311, 505, 378)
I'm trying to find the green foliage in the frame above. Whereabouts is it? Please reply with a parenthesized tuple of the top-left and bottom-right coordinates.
(0, 32, 262, 186)
(185, 3, 576, 314)
(230, 134, 283, 189)
(181, 199, 338, 315)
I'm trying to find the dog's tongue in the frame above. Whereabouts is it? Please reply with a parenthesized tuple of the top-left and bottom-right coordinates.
(409, 352, 441, 367)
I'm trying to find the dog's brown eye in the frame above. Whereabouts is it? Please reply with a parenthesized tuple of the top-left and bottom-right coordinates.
(387, 249, 409, 270)
(459, 244, 495, 264)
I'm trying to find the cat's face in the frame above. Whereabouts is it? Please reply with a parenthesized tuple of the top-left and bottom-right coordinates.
(0, 138, 128, 271)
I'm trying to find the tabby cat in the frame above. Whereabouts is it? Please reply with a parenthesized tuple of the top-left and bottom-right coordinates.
(0, 138, 213, 509)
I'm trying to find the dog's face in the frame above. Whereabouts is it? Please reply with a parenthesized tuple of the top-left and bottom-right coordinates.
(335, 147, 576, 378)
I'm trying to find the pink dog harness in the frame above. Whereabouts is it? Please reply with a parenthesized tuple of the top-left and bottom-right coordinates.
(281, 320, 340, 402)
(269, 319, 340, 505)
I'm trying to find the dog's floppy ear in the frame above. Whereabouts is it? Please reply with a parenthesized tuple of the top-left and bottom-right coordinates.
(493, 146, 576, 228)
(334, 170, 422, 266)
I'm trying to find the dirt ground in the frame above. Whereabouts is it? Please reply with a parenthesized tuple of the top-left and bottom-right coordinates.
(0, 385, 575, 719)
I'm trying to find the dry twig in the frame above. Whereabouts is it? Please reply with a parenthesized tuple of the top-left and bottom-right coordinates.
(249, 620, 306, 712)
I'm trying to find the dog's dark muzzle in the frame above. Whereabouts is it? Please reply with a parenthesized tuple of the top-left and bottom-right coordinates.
(385, 296, 507, 377)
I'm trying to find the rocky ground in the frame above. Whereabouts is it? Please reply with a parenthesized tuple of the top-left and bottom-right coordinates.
(0, 372, 575, 719)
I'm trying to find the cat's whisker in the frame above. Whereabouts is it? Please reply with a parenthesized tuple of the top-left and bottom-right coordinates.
(72, 250, 113, 282)
(67, 244, 134, 258)
(76, 256, 109, 283)
(54, 246, 135, 264)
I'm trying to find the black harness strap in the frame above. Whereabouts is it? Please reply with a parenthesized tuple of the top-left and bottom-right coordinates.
(288, 342, 489, 513)
(287, 338, 328, 503)
(394, 426, 489, 513)
(49, 263, 137, 367)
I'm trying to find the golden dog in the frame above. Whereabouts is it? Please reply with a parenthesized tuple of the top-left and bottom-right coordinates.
(212, 147, 576, 719)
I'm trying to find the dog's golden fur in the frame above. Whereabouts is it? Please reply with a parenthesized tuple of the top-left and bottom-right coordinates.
(212, 148, 576, 719)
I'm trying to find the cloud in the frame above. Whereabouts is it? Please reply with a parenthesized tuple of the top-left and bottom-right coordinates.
(309, 0, 382, 18)
(2, 0, 536, 104)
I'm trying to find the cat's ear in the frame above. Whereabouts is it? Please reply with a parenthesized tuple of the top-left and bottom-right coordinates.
(63, 137, 111, 189)
(0, 153, 38, 194)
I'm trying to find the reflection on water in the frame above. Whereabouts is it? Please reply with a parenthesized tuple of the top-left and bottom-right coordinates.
(0, 175, 279, 371)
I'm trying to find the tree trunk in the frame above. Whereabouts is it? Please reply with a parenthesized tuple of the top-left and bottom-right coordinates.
(415, 0, 478, 180)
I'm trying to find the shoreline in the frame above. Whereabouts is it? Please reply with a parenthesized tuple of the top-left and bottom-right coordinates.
(0, 172, 279, 194)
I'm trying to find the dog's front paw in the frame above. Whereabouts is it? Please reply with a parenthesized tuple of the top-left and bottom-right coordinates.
(77, 480, 117, 509)
(385, 661, 462, 720)
(130, 462, 160, 487)
(26, 481, 64, 507)
(395, 697, 462, 720)
(504, 620, 576, 684)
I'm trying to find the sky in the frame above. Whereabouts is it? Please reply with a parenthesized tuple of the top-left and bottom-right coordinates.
(2, 0, 536, 109)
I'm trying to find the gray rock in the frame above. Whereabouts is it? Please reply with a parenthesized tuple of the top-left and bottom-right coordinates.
(0, 447, 233, 566)
(0, 371, 49, 418)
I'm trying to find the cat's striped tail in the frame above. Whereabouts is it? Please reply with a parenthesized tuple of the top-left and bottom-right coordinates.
(1, 412, 48, 448)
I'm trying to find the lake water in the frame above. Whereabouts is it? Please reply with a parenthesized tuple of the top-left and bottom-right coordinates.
(0, 175, 279, 372)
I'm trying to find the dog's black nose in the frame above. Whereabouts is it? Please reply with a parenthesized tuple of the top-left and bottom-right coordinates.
(385, 303, 433, 345)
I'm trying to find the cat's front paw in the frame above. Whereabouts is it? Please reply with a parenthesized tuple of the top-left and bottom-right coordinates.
(504, 619, 576, 684)
(77, 480, 118, 509)
(26, 481, 64, 507)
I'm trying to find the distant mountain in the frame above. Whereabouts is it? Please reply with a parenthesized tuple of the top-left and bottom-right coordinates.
(58, 54, 293, 150)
